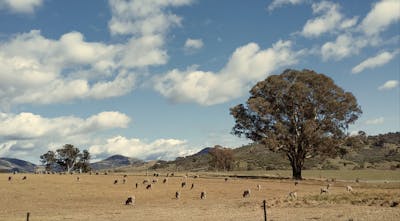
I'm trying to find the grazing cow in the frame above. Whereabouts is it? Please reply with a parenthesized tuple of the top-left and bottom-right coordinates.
(22, 176, 27, 180)
(355, 178, 360, 183)
(181, 182, 186, 188)
(146, 184, 152, 190)
(8, 176, 12, 181)
(123, 174, 127, 178)
(125, 196, 134, 205)
(170, 173, 174, 177)
(175, 191, 180, 199)
(194, 175, 199, 179)
(76, 177, 80, 182)
(294, 181, 299, 186)
(163, 178, 168, 184)
(200, 191, 206, 200)
(135, 183, 139, 188)
(95, 172, 99, 175)
(114, 179, 118, 185)
(224, 178, 228, 182)
(243, 189, 251, 198)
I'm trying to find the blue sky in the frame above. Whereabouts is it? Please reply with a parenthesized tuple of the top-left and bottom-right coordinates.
(0, 0, 399, 163)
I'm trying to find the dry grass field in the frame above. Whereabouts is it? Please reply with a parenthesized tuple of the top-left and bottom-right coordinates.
(0, 171, 399, 221)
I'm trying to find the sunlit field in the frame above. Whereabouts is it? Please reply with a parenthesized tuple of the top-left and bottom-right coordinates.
(1, 170, 399, 221)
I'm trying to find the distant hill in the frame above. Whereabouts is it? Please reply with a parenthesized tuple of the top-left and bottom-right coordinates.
(91, 155, 144, 171)
(148, 132, 400, 172)
(0, 158, 36, 173)
(1, 132, 399, 173)
(192, 147, 212, 156)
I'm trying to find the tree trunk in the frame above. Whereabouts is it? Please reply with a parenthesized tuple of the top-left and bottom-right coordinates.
(292, 164, 302, 180)
(289, 155, 303, 180)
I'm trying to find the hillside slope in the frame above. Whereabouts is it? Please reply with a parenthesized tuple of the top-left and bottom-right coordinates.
(0, 158, 36, 173)
(147, 132, 400, 172)
(91, 155, 144, 171)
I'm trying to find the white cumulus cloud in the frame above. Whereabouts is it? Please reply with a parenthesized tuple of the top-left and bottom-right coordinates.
(378, 80, 399, 90)
(320, 34, 370, 61)
(302, 1, 341, 37)
(108, 0, 193, 36)
(153, 40, 301, 105)
(0, 30, 150, 107)
(301, 1, 359, 38)
(0, 0, 43, 14)
(360, 0, 400, 36)
(352, 51, 398, 73)
(107, 0, 194, 70)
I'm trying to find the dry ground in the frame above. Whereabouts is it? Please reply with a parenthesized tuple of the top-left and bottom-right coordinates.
(0, 172, 399, 221)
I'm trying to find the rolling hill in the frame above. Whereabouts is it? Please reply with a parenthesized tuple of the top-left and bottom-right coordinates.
(90, 155, 144, 171)
(0, 158, 36, 173)
(148, 132, 400, 172)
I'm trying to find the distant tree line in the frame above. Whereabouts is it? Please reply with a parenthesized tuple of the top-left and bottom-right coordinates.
(40, 144, 91, 173)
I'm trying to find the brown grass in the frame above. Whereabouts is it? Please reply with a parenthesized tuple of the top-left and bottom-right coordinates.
(0, 173, 399, 221)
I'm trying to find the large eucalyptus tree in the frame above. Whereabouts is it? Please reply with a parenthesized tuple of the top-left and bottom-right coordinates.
(230, 69, 362, 179)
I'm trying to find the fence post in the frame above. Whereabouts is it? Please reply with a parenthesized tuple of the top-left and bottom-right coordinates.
(26, 212, 30, 221)
(263, 200, 267, 221)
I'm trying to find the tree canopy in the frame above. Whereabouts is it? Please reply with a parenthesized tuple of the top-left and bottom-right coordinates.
(40, 144, 91, 173)
(230, 69, 362, 179)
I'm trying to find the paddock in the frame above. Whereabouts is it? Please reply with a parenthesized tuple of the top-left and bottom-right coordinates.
(0, 172, 399, 221)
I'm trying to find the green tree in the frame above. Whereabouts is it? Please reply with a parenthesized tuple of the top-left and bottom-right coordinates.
(75, 149, 91, 173)
(56, 144, 80, 173)
(40, 144, 91, 173)
(230, 69, 361, 179)
(40, 150, 56, 171)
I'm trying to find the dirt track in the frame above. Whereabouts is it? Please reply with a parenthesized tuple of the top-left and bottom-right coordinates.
(0, 173, 399, 221)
